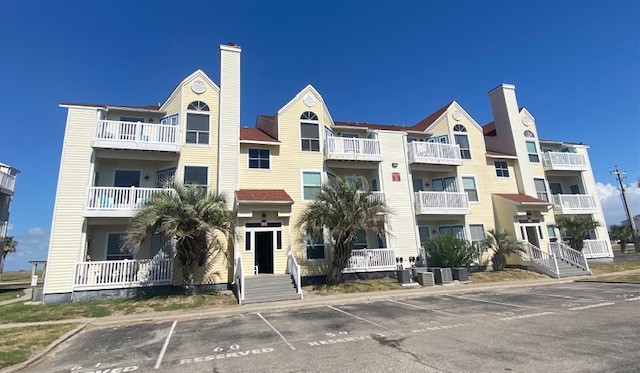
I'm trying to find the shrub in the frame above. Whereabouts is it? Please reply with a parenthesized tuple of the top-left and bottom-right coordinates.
(423, 234, 474, 269)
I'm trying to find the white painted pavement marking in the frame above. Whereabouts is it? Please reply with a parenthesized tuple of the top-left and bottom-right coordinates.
(327, 305, 403, 335)
(154, 320, 177, 369)
(256, 312, 296, 351)
(446, 294, 543, 310)
(555, 285, 640, 294)
(567, 302, 615, 311)
(499, 312, 555, 321)
(388, 299, 484, 322)
(526, 292, 601, 301)
(625, 296, 640, 301)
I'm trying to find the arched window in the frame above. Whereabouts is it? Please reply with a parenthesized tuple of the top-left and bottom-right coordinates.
(524, 130, 535, 138)
(186, 101, 210, 144)
(453, 124, 467, 132)
(301, 111, 318, 121)
(300, 111, 320, 151)
(187, 101, 210, 111)
(453, 125, 471, 159)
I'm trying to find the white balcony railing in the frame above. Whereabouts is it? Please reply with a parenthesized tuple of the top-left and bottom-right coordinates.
(551, 194, 598, 214)
(414, 191, 470, 215)
(344, 248, 396, 272)
(357, 191, 386, 204)
(93, 120, 180, 152)
(0, 172, 16, 193)
(85, 187, 175, 217)
(542, 152, 588, 171)
(408, 142, 462, 165)
(582, 239, 613, 259)
(0, 221, 7, 238)
(73, 258, 173, 290)
(325, 137, 382, 161)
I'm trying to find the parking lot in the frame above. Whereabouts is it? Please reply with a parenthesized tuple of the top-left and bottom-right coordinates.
(31, 282, 640, 372)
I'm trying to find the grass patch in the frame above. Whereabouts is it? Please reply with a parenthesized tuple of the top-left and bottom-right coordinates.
(304, 278, 403, 296)
(582, 273, 640, 284)
(588, 261, 640, 275)
(0, 323, 78, 369)
(0, 289, 26, 302)
(469, 269, 549, 283)
(0, 270, 43, 283)
(0, 291, 236, 324)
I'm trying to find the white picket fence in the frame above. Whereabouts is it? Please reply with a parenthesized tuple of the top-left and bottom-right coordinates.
(74, 258, 173, 290)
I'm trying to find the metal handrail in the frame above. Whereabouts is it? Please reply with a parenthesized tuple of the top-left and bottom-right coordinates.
(550, 242, 590, 272)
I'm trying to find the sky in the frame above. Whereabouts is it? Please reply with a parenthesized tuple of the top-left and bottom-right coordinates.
(0, 0, 638, 270)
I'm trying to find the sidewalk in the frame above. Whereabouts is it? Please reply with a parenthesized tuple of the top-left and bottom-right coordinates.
(0, 287, 31, 307)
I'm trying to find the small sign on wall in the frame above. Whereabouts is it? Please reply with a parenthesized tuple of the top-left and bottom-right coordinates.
(392, 172, 401, 182)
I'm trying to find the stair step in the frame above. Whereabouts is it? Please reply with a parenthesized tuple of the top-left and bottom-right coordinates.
(243, 293, 302, 304)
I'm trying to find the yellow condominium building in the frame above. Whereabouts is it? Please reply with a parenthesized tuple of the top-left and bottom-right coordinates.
(43, 44, 612, 304)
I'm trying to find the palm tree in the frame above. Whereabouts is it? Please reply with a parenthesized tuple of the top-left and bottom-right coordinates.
(483, 229, 524, 271)
(609, 224, 633, 254)
(556, 215, 600, 252)
(1, 236, 18, 281)
(122, 184, 234, 296)
(296, 178, 390, 285)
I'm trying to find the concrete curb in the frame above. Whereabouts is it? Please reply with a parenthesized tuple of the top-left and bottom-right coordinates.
(1, 323, 88, 373)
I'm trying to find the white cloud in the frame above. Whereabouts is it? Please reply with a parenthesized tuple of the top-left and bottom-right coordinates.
(27, 227, 45, 236)
(596, 181, 640, 227)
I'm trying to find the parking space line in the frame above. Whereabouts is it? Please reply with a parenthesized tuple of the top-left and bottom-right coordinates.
(558, 285, 640, 294)
(446, 294, 541, 310)
(526, 292, 604, 302)
(256, 312, 296, 351)
(327, 305, 402, 335)
(154, 320, 177, 369)
(388, 299, 483, 322)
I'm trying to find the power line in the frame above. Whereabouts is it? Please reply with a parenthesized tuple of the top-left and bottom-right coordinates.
(612, 166, 639, 251)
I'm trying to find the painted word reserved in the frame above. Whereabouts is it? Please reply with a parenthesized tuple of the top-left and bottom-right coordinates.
(179, 348, 274, 364)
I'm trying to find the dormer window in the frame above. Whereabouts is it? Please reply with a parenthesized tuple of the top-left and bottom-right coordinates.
(453, 124, 471, 159)
(524, 130, 535, 138)
(300, 111, 320, 152)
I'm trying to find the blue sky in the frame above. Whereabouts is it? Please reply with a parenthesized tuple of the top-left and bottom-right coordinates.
(1, 1, 638, 270)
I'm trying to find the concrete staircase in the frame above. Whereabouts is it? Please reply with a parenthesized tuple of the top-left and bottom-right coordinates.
(242, 275, 302, 304)
(556, 258, 591, 277)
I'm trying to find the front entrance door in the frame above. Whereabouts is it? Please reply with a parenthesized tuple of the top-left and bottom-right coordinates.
(255, 231, 274, 274)
(522, 225, 541, 248)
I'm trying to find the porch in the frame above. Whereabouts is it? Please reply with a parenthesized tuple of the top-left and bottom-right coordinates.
(93, 120, 180, 152)
(73, 258, 173, 290)
(325, 137, 383, 162)
(415, 191, 470, 215)
(551, 194, 598, 214)
(582, 239, 613, 259)
(407, 142, 462, 166)
(84, 186, 175, 217)
(542, 152, 588, 171)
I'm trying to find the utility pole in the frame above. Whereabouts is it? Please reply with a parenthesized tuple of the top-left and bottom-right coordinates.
(612, 166, 640, 252)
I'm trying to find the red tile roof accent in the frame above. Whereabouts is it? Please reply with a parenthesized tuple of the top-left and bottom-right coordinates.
(60, 102, 161, 110)
(483, 122, 496, 136)
(486, 150, 517, 158)
(496, 194, 550, 204)
(236, 189, 293, 203)
(239, 127, 279, 142)
(412, 102, 453, 131)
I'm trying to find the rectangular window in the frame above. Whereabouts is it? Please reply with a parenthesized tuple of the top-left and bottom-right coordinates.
(184, 166, 208, 186)
(462, 176, 479, 202)
(245, 231, 251, 251)
(248, 149, 270, 169)
(438, 225, 466, 239)
(534, 178, 548, 201)
(469, 224, 486, 253)
(547, 225, 557, 242)
(354, 230, 367, 250)
(302, 171, 322, 200)
(412, 178, 424, 192)
(186, 113, 209, 144)
(276, 231, 282, 250)
(455, 134, 471, 159)
(494, 161, 510, 177)
(418, 226, 431, 245)
(107, 233, 133, 260)
(301, 123, 320, 151)
(570, 184, 580, 194)
(549, 182, 563, 195)
(114, 170, 140, 187)
(526, 141, 539, 162)
(432, 177, 457, 192)
(306, 233, 325, 259)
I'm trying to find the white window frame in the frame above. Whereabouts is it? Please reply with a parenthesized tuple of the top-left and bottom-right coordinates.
(183, 164, 209, 187)
(534, 178, 549, 201)
(244, 224, 284, 273)
(468, 224, 486, 253)
(453, 126, 471, 160)
(526, 140, 540, 163)
(185, 101, 211, 146)
(299, 112, 321, 152)
(247, 148, 271, 170)
(460, 175, 480, 203)
(437, 225, 466, 239)
(304, 229, 326, 261)
(494, 161, 510, 178)
(301, 169, 323, 202)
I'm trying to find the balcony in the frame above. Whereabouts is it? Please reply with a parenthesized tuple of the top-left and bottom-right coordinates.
(408, 142, 462, 166)
(0, 221, 7, 238)
(93, 120, 179, 152)
(582, 239, 613, 259)
(0, 172, 16, 194)
(542, 152, 588, 171)
(415, 191, 470, 215)
(73, 258, 173, 290)
(343, 248, 396, 272)
(325, 137, 382, 162)
(358, 191, 386, 204)
(84, 187, 175, 217)
(551, 194, 598, 214)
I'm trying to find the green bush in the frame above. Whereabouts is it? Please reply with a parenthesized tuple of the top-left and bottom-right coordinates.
(423, 234, 474, 268)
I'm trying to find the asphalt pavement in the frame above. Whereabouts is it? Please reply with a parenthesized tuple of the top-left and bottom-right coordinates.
(29, 282, 640, 372)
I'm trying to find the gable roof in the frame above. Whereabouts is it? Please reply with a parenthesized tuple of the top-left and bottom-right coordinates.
(236, 189, 293, 204)
(160, 69, 219, 111)
(412, 102, 453, 131)
(240, 127, 279, 143)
